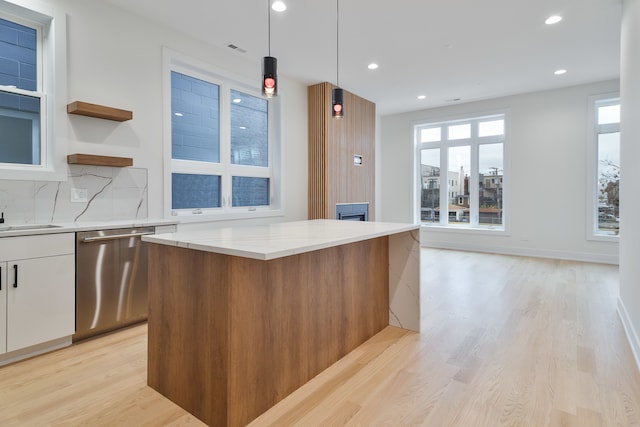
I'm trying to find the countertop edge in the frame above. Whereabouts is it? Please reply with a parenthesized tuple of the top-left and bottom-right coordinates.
(143, 220, 419, 260)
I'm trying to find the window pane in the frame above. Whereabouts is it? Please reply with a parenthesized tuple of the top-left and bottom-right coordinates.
(230, 90, 268, 167)
(232, 176, 269, 207)
(420, 148, 440, 223)
(448, 123, 471, 140)
(0, 91, 40, 165)
(420, 127, 441, 143)
(597, 132, 620, 235)
(479, 143, 503, 225)
(0, 18, 37, 91)
(447, 146, 470, 224)
(171, 71, 220, 163)
(598, 104, 620, 125)
(478, 119, 504, 137)
(172, 173, 221, 209)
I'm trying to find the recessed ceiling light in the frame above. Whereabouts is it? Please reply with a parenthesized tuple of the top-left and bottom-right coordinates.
(417, 95, 426, 100)
(368, 63, 379, 70)
(239, 126, 247, 130)
(233, 98, 242, 103)
(554, 69, 567, 75)
(545, 15, 562, 25)
(174, 112, 183, 117)
(272, 1, 286, 12)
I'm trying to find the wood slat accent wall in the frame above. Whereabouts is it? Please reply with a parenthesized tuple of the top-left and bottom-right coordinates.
(308, 82, 376, 220)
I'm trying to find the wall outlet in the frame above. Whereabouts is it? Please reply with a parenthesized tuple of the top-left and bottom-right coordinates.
(71, 188, 88, 203)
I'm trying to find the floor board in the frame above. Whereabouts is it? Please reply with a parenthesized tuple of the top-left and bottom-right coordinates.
(0, 249, 637, 426)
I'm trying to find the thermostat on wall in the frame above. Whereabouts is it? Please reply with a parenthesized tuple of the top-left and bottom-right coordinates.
(354, 155, 363, 166)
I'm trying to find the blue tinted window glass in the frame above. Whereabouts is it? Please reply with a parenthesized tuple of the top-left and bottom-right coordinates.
(232, 176, 269, 207)
(172, 173, 221, 209)
(171, 71, 220, 163)
(0, 17, 37, 91)
(230, 90, 268, 167)
(0, 91, 40, 165)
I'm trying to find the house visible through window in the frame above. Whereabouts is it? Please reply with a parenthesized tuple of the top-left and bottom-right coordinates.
(165, 50, 280, 219)
(0, 15, 42, 166)
(592, 97, 620, 237)
(416, 113, 506, 229)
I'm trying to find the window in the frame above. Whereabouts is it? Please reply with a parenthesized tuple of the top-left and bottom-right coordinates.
(0, 1, 67, 181)
(164, 49, 281, 220)
(416, 113, 506, 229)
(0, 17, 40, 165)
(588, 95, 620, 238)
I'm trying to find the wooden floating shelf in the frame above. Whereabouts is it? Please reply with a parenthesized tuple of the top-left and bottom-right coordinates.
(67, 153, 133, 167)
(67, 101, 133, 122)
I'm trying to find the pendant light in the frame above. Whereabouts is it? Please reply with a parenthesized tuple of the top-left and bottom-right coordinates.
(332, 0, 344, 118)
(263, 0, 277, 97)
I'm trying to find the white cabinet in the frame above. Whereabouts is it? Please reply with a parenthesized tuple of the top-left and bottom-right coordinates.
(0, 233, 75, 356)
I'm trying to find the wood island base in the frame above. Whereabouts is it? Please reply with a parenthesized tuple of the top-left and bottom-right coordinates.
(147, 237, 390, 427)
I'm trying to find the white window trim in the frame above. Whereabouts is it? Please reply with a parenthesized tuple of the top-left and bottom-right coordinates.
(413, 110, 510, 234)
(0, 0, 67, 181)
(586, 92, 620, 242)
(162, 47, 283, 222)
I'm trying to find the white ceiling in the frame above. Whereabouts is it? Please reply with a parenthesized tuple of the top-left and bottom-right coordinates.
(102, 0, 622, 116)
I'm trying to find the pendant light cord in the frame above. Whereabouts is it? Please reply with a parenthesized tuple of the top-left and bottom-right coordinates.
(336, 0, 339, 87)
(268, 0, 271, 56)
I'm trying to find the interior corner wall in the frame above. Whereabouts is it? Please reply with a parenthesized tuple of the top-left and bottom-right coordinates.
(380, 79, 620, 264)
(619, 0, 640, 370)
(41, 0, 308, 225)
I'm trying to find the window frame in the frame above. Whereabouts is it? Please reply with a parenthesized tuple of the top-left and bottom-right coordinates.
(587, 93, 620, 241)
(0, 0, 67, 181)
(414, 111, 509, 233)
(162, 48, 283, 222)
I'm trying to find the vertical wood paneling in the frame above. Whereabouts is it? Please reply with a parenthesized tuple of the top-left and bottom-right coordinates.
(308, 84, 329, 219)
(308, 82, 376, 220)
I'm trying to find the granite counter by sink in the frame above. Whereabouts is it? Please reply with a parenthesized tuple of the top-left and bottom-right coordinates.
(0, 219, 178, 238)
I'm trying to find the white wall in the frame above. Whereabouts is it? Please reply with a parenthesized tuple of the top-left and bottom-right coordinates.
(618, 0, 640, 369)
(380, 80, 619, 264)
(42, 0, 308, 225)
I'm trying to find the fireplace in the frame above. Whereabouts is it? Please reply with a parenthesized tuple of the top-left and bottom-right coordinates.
(336, 203, 369, 221)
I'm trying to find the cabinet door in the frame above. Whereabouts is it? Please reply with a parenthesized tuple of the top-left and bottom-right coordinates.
(6, 254, 75, 352)
(0, 262, 6, 354)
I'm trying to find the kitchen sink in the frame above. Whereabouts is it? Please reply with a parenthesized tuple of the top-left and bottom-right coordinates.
(0, 224, 62, 232)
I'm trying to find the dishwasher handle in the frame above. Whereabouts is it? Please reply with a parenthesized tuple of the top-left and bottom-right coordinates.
(79, 231, 155, 243)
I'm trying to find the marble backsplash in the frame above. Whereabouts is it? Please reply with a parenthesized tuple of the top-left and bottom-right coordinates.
(0, 165, 148, 225)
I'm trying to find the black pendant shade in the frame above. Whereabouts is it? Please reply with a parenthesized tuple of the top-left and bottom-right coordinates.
(262, 56, 277, 98)
(332, 87, 344, 118)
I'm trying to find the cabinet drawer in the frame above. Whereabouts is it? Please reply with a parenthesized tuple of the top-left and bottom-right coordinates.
(0, 233, 74, 260)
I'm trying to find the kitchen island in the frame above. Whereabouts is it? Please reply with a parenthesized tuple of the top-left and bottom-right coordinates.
(142, 219, 420, 426)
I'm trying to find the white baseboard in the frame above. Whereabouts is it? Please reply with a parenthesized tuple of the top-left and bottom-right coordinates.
(617, 297, 640, 373)
(0, 336, 72, 367)
(421, 241, 619, 265)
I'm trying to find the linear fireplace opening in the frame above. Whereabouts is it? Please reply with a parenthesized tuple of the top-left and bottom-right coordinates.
(336, 203, 369, 221)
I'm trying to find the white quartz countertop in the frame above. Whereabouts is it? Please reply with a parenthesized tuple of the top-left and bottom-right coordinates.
(142, 219, 419, 260)
(0, 219, 178, 238)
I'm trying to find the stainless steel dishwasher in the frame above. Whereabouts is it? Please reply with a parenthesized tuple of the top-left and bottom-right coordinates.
(74, 226, 155, 341)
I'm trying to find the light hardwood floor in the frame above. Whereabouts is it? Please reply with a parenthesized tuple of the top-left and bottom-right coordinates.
(0, 249, 638, 426)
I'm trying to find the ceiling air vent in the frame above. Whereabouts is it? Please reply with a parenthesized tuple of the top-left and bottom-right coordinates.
(226, 43, 247, 54)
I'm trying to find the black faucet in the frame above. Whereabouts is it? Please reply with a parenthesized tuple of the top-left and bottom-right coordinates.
(0, 212, 3, 224)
